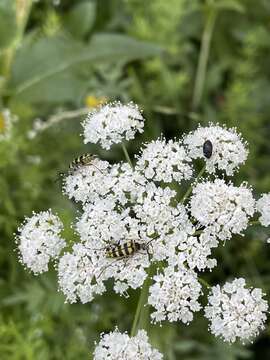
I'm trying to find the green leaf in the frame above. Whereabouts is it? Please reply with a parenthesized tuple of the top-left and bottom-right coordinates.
(65, 1, 96, 38)
(8, 33, 162, 103)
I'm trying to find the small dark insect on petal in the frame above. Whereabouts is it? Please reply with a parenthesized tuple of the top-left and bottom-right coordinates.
(203, 140, 213, 159)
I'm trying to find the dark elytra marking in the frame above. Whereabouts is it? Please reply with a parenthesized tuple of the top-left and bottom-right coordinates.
(124, 242, 130, 255)
(106, 240, 142, 258)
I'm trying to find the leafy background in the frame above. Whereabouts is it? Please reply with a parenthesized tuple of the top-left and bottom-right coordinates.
(0, 0, 270, 359)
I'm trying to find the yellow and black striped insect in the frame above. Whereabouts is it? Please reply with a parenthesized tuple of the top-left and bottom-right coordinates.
(56, 153, 101, 181)
(203, 140, 213, 159)
(105, 240, 146, 259)
(94, 238, 155, 280)
(69, 153, 98, 174)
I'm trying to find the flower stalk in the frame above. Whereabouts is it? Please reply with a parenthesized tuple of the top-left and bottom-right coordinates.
(181, 164, 206, 203)
(2, 0, 33, 80)
(192, 4, 218, 111)
(130, 267, 153, 336)
(121, 143, 133, 168)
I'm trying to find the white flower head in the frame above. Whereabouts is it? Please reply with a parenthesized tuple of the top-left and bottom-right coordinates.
(16, 210, 66, 274)
(76, 198, 141, 246)
(183, 124, 248, 175)
(0, 108, 17, 141)
(257, 193, 270, 227)
(57, 243, 107, 304)
(178, 228, 218, 271)
(148, 266, 202, 324)
(190, 179, 255, 240)
(134, 183, 178, 238)
(107, 162, 148, 206)
(135, 138, 193, 183)
(93, 329, 163, 360)
(205, 278, 268, 343)
(83, 102, 144, 150)
(133, 183, 196, 263)
(63, 158, 112, 204)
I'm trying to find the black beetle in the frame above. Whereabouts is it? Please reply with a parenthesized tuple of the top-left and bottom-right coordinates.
(203, 140, 213, 159)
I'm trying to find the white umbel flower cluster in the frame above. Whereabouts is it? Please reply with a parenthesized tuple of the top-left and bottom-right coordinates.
(135, 139, 193, 183)
(16, 102, 270, 346)
(205, 278, 268, 343)
(148, 266, 202, 323)
(83, 102, 144, 150)
(17, 210, 66, 274)
(190, 179, 255, 240)
(59, 182, 196, 301)
(256, 193, 270, 227)
(183, 124, 248, 175)
(93, 329, 163, 360)
(179, 229, 219, 271)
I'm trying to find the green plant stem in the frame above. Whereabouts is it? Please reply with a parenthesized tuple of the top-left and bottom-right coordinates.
(2, 0, 33, 80)
(121, 143, 133, 168)
(194, 229, 203, 236)
(191, 6, 218, 111)
(198, 277, 211, 289)
(130, 275, 151, 337)
(249, 220, 260, 226)
(181, 165, 206, 204)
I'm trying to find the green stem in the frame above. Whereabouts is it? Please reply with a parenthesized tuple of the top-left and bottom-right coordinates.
(181, 165, 206, 204)
(194, 229, 203, 236)
(198, 277, 211, 289)
(130, 276, 151, 337)
(121, 143, 133, 168)
(191, 6, 218, 111)
(249, 220, 260, 226)
(2, 0, 33, 79)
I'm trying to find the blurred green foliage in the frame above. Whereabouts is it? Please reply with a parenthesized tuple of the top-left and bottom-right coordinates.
(0, 0, 270, 359)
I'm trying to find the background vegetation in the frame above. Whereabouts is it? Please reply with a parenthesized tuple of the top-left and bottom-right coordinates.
(1, 0, 270, 358)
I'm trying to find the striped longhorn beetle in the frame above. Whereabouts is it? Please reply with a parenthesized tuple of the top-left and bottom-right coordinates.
(56, 153, 102, 181)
